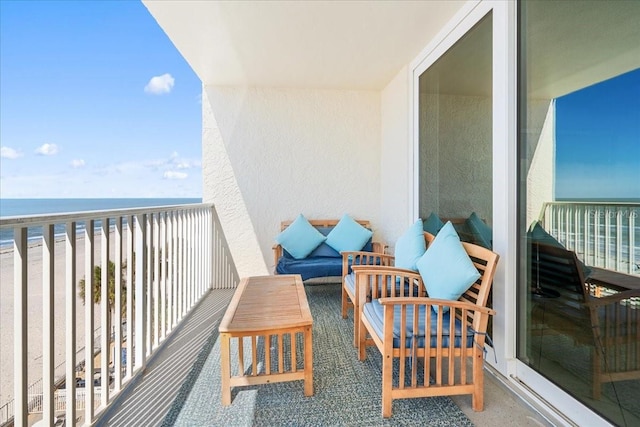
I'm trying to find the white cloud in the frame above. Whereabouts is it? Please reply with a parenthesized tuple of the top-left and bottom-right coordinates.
(144, 73, 175, 95)
(71, 159, 86, 168)
(163, 170, 188, 180)
(35, 143, 59, 156)
(1, 146, 23, 159)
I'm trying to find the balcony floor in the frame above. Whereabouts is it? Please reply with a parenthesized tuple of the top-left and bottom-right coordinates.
(97, 282, 549, 427)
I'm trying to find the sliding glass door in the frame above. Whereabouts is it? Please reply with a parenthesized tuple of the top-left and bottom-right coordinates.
(417, 13, 493, 238)
(518, 1, 640, 424)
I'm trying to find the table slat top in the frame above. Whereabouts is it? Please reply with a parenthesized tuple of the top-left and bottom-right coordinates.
(219, 275, 312, 333)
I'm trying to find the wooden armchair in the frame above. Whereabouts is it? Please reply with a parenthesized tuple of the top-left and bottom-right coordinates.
(356, 241, 499, 418)
(531, 242, 640, 399)
(588, 289, 640, 399)
(341, 232, 434, 347)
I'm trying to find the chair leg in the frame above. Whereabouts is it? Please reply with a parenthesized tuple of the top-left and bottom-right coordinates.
(592, 348, 602, 399)
(353, 292, 359, 348)
(341, 284, 348, 319)
(382, 353, 393, 418)
(472, 354, 484, 411)
(358, 317, 367, 361)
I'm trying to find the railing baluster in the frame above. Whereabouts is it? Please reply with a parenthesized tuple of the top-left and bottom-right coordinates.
(616, 209, 622, 272)
(160, 213, 167, 341)
(177, 211, 184, 319)
(65, 222, 77, 427)
(101, 217, 110, 408)
(153, 213, 160, 349)
(630, 209, 636, 275)
(43, 224, 55, 425)
(85, 220, 95, 424)
(14, 227, 27, 427)
(134, 214, 147, 372)
(114, 217, 123, 393)
(146, 215, 152, 356)
(167, 212, 175, 332)
(126, 215, 134, 379)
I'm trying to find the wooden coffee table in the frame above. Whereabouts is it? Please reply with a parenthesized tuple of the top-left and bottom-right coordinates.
(219, 274, 313, 405)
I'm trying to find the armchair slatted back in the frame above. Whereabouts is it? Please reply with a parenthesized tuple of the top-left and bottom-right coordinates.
(460, 241, 499, 332)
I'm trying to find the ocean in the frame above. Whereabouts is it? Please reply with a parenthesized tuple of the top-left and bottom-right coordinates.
(0, 198, 201, 248)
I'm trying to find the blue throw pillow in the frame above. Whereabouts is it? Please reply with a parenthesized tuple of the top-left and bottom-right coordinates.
(423, 212, 444, 235)
(275, 214, 326, 259)
(528, 221, 563, 247)
(466, 212, 492, 249)
(416, 221, 480, 312)
(394, 219, 427, 271)
(325, 214, 373, 253)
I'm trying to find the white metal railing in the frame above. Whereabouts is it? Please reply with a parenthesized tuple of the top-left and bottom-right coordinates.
(540, 202, 640, 275)
(0, 203, 239, 427)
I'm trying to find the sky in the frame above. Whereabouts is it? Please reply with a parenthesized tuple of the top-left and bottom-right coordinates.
(0, 0, 202, 199)
(555, 68, 640, 200)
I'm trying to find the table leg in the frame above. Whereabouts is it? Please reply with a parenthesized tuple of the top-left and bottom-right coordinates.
(304, 326, 314, 396)
(221, 333, 231, 405)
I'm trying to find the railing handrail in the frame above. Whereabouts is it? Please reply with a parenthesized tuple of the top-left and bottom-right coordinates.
(0, 202, 214, 228)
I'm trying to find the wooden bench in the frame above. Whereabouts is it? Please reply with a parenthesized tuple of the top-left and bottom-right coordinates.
(273, 219, 386, 282)
(219, 275, 314, 405)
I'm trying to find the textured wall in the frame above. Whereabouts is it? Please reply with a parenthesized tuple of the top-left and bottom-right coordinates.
(419, 93, 493, 224)
(202, 86, 381, 276)
(526, 99, 555, 226)
(380, 66, 413, 250)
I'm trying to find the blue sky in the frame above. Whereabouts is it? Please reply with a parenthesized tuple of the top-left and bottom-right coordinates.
(0, 0, 202, 198)
(556, 68, 640, 200)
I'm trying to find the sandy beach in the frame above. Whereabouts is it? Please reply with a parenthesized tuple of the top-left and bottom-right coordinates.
(0, 231, 122, 408)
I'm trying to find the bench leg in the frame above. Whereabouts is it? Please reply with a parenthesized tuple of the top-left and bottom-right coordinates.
(221, 333, 232, 405)
(304, 326, 314, 396)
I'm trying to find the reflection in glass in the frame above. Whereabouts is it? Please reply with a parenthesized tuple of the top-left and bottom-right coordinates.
(518, 1, 640, 425)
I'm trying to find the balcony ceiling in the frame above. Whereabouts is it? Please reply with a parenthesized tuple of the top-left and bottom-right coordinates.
(142, 0, 466, 90)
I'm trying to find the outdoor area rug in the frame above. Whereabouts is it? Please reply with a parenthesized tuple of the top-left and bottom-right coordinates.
(166, 283, 473, 426)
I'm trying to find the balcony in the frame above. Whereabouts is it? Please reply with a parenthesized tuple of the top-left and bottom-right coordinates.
(0, 203, 551, 427)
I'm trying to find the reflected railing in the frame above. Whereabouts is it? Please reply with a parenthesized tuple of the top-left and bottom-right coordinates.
(540, 201, 639, 276)
(0, 203, 239, 426)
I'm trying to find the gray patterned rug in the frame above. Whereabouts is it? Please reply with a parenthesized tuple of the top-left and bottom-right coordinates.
(166, 283, 473, 426)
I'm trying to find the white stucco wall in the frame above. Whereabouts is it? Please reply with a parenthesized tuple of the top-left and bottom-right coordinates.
(380, 66, 413, 250)
(526, 99, 555, 226)
(419, 93, 493, 224)
(202, 86, 381, 277)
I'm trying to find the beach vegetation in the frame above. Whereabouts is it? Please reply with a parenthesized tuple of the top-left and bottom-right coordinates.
(79, 260, 128, 317)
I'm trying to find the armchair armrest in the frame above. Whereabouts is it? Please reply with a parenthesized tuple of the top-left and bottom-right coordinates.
(377, 296, 496, 339)
(354, 266, 425, 307)
(273, 243, 283, 273)
(341, 251, 395, 278)
(586, 289, 640, 307)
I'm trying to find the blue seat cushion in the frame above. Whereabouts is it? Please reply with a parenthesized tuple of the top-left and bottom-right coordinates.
(276, 256, 343, 281)
(362, 300, 474, 349)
